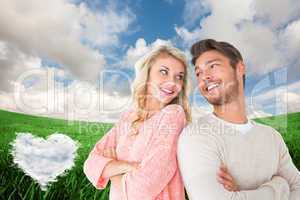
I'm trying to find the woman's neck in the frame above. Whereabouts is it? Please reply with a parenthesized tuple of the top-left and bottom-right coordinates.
(144, 97, 164, 113)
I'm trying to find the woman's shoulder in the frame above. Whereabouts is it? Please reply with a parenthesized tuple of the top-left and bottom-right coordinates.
(161, 104, 185, 114)
(117, 106, 136, 122)
(159, 104, 186, 125)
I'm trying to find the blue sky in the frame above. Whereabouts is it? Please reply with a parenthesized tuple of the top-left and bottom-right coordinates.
(0, 0, 299, 122)
(126, 0, 185, 42)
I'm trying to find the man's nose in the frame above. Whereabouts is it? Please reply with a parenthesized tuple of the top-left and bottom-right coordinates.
(201, 69, 212, 82)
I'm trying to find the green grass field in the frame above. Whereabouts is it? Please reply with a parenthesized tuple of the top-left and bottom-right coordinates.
(0, 109, 299, 200)
(0, 109, 113, 200)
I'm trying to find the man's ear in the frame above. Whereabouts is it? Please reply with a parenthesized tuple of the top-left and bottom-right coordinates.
(236, 61, 245, 79)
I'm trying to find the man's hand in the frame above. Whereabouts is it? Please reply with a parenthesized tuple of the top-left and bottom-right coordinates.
(217, 164, 239, 192)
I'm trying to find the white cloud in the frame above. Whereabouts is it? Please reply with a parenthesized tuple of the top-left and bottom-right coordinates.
(122, 38, 150, 68)
(78, 2, 134, 47)
(285, 81, 300, 113)
(247, 80, 300, 116)
(11, 133, 79, 191)
(280, 19, 300, 61)
(253, 0, 300, 28)
(0, 92, 16, 111)
(0, 68, 132, 122)
(0, 0, 135, 87)
(283, 92, 300, 113)
(177, 0, 300, 76)
(0, 0, 136, 122)
(121, 38, 172, 68)
(287, 80, 300, 93)
(182, 0, 210, 27)
(0, 42, 42, 91)
(175, 26, 201, 47)
(0, 41, 8, 60)
(247, 109, 272, 119)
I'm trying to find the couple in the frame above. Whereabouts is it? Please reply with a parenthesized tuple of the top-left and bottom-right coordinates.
(83, 39, 300, 200)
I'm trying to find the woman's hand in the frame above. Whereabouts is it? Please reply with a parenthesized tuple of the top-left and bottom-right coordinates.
(101, 147, 140, 178)
(120, 160, 140, 173)
(110, 174, 123, 191)
(109, 163, 139, 191)
(102, 160, 139, 179)
(103, 147, 117, 159)
(103, 147, 139, 173)
(217, 164, 239, 192)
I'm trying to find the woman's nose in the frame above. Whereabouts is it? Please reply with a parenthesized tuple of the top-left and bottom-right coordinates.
(164, 75, 176, 83)
(163, 78, 177, 89)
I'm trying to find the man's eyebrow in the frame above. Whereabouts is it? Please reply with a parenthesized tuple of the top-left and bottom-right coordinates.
(195, 58, 222, 70)
(204, 58, 222, 65)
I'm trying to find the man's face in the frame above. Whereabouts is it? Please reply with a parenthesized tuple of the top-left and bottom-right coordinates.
(194, 50, 240, 105)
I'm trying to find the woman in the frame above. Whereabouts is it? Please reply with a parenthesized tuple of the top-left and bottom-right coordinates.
(83, 45, 238, 200)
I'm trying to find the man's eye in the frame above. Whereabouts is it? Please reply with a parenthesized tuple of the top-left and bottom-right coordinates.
(160, 69, 168, 75)
(210, 63, 219, 68)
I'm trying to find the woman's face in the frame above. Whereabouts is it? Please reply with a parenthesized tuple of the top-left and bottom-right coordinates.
(147, 54, 186, 106)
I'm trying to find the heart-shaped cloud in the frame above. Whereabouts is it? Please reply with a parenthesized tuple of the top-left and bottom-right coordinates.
(11, 133, 79, 191)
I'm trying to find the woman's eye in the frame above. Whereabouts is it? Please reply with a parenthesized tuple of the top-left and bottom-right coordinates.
(195, 70, 202, 77)
(176, 75, 184, 80)
(160, 69, 168, 75)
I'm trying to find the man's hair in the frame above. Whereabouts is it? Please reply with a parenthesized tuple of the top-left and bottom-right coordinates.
(190, 39, 245, 87)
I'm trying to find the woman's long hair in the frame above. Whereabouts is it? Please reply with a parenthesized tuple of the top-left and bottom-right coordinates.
(131, 45, 191, 132)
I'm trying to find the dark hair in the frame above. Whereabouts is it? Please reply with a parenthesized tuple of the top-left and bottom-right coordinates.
(190, 39, 245, 87)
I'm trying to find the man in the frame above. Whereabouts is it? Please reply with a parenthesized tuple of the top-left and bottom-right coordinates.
(177, 39, 300, 200)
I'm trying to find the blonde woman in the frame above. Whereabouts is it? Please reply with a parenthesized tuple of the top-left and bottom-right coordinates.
(84, 45, 191, 199)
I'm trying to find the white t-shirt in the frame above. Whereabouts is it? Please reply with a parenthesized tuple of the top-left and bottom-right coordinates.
(210, 113, 254, 135)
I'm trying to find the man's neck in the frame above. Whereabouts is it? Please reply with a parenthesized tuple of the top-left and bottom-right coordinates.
(213, 97, 247, 124)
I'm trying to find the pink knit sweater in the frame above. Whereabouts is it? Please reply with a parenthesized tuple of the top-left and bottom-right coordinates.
(84, 104, 186, 200)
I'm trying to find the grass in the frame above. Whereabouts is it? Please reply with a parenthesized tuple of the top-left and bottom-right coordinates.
(254, 112, 300, 169)
(0, 109, 112, 200)
(0, 109, 299, 199)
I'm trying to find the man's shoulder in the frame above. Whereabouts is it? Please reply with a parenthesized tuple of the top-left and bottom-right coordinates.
(181, 114, 213, 134)
(251, 120, 284, 140)
(177, 114, 223, 156)
(250, 120, 278, 133)
(178, 114, 222, 148)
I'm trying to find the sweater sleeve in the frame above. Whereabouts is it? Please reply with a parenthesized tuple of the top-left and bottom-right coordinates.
(83, 121, 120, 189)
(274, 130, 300, 200)
(177, 128, 290, 200)
(121, 104, 186, 200)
